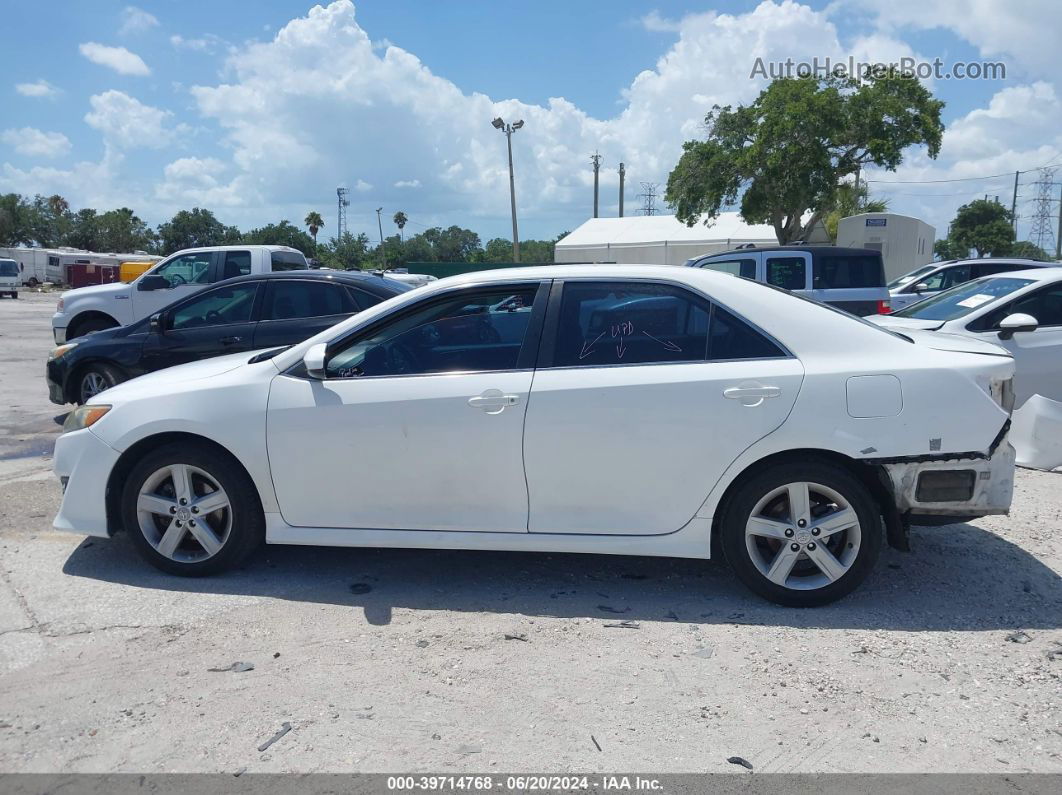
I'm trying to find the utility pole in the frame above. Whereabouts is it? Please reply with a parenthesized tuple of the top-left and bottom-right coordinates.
(618, 162, 625, 217)
(376, 207, 384, 269)
(491, 116, 524, 262)
(1011, 170, 1020, 233)
(591, 152, 602, 218)
(1056, 185, 1062, 260)
(336, 187, 350, 239)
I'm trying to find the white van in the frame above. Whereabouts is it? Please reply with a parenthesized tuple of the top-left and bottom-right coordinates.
(0, 258, 19, 298)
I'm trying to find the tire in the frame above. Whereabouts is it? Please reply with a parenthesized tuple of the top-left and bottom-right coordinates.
(120, 442, 264, 576)
(69, 316, 118, 339)
(719, 461, 882, 607)
(74, 363, 124, 404)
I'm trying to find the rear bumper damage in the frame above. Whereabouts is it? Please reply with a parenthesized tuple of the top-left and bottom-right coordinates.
(876, 423, 1015, 524)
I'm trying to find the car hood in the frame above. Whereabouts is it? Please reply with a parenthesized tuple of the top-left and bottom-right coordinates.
(897, 328, 1011, 357)
(62, 281, 129, 303)
(868, 314, 945, 331)
(91, 351, 266, 403)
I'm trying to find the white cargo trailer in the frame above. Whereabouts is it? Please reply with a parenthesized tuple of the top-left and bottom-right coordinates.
(0, 247, 160, 286)
(836, 213, 935, 282)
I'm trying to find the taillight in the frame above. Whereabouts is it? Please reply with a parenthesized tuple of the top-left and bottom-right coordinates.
(876, 300, 892, 315)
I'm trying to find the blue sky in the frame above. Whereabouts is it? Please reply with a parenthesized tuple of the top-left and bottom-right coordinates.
(3, 1, 1060, 245)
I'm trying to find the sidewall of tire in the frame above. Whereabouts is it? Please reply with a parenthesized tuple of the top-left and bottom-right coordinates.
(719, 461, 883, 607)
(121, 442, 264, 576)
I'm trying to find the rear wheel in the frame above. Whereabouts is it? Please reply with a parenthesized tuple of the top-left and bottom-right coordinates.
(74, 363, 123, 404)
(720, 461, 882, 607)
(121, 442, 264, 576)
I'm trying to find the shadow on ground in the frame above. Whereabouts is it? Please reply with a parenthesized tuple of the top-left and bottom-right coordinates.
(62, 521, 1061, 631)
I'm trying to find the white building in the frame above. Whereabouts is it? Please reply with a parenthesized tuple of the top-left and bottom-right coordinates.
(836, 213, 935, 281)
(554, 213, 781, 266)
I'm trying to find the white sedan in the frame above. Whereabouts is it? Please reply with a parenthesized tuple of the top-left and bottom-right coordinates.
(53, 266, 1017, 606)
(872, 267, 1062, 408)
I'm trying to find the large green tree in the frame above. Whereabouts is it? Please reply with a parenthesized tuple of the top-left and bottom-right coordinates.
(945, 199, 1014, 258)
(666, 74, 944, 243)
(156, 208, 241, 255)
(317, 231, 372, 270)
(1010, 240, 1051, 260)
(95, 207, 156, 252)
(242, 220, 315, 255)
(0, 193, 34, 246)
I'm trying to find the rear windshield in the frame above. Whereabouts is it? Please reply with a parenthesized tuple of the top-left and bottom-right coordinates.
(813, 254, 884, 289)
(0, 261, 18, 277)
(893, 277, 1034, 321)
(270, 251, 309, 271)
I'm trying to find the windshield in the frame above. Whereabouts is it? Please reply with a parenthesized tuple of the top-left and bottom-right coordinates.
(893, 277, 1034, 321)
(0, 261, 18, 277)
(887, 264, 938, 290)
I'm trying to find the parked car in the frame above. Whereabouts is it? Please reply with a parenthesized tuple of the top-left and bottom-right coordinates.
(686, 245, 890, 316)
(887, 258, 1057, 312)
(53, 265, 1015, 606)
(0, 258, 19, 298)
(46, 270, 409, 405)
(51, 245, 308, 344)
(870, 268, 1062, 408)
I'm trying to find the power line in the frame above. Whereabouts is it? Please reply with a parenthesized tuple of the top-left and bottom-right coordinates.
(866, 153, 1062, 185)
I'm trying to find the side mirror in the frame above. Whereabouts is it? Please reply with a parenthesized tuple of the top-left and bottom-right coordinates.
(303, 342, 327, 380)
(913, 282, 931, 293)
(138, 274, 169, 291)
(149, 313, 164, 333)
(998, 312, 1038, 340)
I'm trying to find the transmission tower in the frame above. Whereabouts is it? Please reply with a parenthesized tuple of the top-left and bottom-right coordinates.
(1028, 168, 1057, 253)
(638, 182, 659, 216)
(336, 186, 350, 239)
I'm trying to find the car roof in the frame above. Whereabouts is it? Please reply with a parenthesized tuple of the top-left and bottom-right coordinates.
(170, 245, 302, 254)
(218, 269, 410, 293)
(695, 245, 879, 259)
(983, 267, 1062, 282)
(936, 257, 1058, 267)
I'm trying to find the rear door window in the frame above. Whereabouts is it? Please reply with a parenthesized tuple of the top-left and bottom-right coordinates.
(221, 250, 252, 280)
(697, 258, 757, 279)
(812, 254, 884, 289)
(170, 283, 259, 330)
(765, 256, 807, 290)
(263, 280, 354, 320)
(709, 305, 786, 360)
(270, 251, 308, 271)
(921, 264, 971, 291)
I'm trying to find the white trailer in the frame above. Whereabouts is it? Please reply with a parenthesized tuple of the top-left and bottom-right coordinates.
(0, 247, 160, 286)
(836, 213, 935, 282)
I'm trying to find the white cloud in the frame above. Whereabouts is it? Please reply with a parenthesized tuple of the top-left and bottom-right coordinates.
(119, 6, 159, 36)
(394, 179, 421, 188)
(354, 179, 372, 192)
(78, 42, 151, 76)
(156, 156, 247, 206)
(1, 127, 72, 158)
(15, 79, 60, 99)
(640, 11, 684, 33)
(84, 90, 179, 149)
(170, 33, 227, 53)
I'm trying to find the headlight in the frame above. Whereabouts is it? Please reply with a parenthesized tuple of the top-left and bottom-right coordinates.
(62, 404, 111, 433)
(48, 343, 78, 361)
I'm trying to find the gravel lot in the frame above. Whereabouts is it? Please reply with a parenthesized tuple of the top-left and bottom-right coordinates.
(0, 290, 1059, 774)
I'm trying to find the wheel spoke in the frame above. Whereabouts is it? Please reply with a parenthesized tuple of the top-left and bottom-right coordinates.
(814, 507, 858, 538)
(805, 543, 848, 582)
(138, 493, 176, 517)
(187, 517, 222, 557)
(156, 520, 186, 558)
(169, 464, 193, 504)
(787, 482, 811, 527)
(746, 516, 791, 540)
(766, 545, 800, 585)
(191, 490, 228, 516)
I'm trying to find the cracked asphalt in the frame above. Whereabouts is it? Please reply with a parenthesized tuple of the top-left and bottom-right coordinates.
(0, 291, 1060, 773)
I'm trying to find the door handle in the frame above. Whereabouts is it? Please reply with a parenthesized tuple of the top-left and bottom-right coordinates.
(468, 392, 521, 414)
(723, 386, 781, 399)
(220, 336, 242, 345)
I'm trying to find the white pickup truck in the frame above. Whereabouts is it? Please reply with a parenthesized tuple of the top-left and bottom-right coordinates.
(51, 245, 307, 343)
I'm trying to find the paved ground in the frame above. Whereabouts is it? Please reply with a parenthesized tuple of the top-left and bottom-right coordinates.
(0, 291, 1059, 774)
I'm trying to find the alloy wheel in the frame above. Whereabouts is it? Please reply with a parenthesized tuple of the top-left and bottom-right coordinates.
(79, 371, 109, 403)
(136, 464, 232, 562)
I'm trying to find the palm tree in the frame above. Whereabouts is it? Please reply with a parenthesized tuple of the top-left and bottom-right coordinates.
(304, 211, 324, 251)
(393, 211, 408, 241)
(825, 182, 888, 242)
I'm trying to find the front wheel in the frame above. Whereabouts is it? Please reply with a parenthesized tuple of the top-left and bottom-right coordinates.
(75, 363, 123, 404)
(121, 442, 264, 576)
(719, 461, 882, 607)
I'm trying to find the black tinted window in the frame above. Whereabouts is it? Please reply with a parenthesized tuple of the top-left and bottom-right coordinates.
(270, 251, 308, 271)
(766, 257, 806, 290)
(554, 282, 709, 367)
(698, 258, 756, 279)
(170, 283, 257, 330)
(709, 305, 786, 360)
(974, 284, 1062, 329)
(326, 287, 539, 377)
(264, 281, 351, 320)
(813, 254, 884, 289)
(222, 251, 252, 279)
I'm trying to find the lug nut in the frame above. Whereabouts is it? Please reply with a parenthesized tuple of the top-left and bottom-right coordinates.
(811, 527, 820, 536)
(797, 519, 807, 528)
(191, 506, 199, 514)
(169, 506, 176, 514)
(790, 543, 800, 552)
(179, 498, 188, 506)
(807, 542, 817, 551)
(189, 520, 196, 527)
(784, 528, 794, 538)
(175, 520, 183, 528)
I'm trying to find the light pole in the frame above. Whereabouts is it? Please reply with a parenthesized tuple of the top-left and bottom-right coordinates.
(375, 207, 385, 270)
(492, 116, 523, 262)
